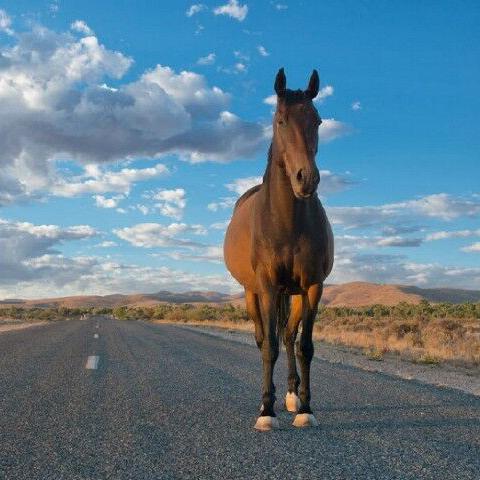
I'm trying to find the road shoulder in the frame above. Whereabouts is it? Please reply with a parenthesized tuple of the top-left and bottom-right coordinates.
(172, 323, 480, 398)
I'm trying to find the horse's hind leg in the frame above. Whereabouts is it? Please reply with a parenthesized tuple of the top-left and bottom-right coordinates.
(245, 289, 263, 350)
(283, 294, 303, 413)
(293, 283, 322, 428)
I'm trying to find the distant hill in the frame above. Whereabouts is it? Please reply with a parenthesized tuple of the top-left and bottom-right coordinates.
(1, 282, 479, 308)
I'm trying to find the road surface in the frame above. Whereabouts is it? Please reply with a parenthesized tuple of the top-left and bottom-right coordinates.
(0, 316, 479, 479)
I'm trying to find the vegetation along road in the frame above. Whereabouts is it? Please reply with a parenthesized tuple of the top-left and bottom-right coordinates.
(1, 316, 479, 479)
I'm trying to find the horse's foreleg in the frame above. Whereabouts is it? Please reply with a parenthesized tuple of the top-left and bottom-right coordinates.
(254, 289, 280, 431)
(293, 283, 322, 428)
(283, 294, 303, 412)
(245, 289, 263, 350)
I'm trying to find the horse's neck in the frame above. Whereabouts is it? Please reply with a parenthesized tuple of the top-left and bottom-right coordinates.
(263, 147, 299, 234)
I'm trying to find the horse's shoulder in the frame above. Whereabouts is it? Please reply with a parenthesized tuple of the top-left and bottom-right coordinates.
(234, 184, 262, 210)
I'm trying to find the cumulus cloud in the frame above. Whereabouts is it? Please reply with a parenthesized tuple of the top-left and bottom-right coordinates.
(314, 85, 334, 103)
(318, 119, 351, 143)
(328, 194, 480, 229)
(376, 236, 423, 247)
(148, 188, 187, 220)
(96, 241, 117, 248)
(207, 197, 236, 211)
(52, 164, 169, 197)
(0, 20, 266, 203)
(197, 53, 216, 65)
(461, 242, 480, 253)
(114, 222, 207, 248)
(213, 0, 248, 21)
(257, 45, 269, 57)
(0, 257, 238, 299)
(93, 194, 125, 209)
(186, 4, 206, 17)
(0, 9, 13, 35)
(225, 176, 262, 195)
(164, 245, 224, 264)
(70, 20, 94, 35)
(352, 101, 362, 111)
(0, 218, 96, 285)
(425, 229, 480, 241)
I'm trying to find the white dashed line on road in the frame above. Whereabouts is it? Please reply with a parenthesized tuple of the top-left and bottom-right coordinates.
(85, 355, 99, 370)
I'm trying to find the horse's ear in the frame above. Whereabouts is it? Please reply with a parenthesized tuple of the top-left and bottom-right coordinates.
(305, 69, 319, 99)
(274, 67, 286, 97)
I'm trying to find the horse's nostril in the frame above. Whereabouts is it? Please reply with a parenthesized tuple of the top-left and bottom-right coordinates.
(296, 169, 303, 182)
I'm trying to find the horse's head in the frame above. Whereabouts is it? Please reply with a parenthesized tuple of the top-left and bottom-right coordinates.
(272, 68, 322, 199)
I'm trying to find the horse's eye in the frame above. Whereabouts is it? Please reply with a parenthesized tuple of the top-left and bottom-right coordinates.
(278, 119, 285, 126)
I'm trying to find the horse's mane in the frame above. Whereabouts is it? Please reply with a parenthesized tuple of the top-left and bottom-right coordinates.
(233, 144, 273, 211)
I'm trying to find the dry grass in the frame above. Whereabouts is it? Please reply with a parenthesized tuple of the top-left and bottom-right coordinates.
(314, 313, 480, 366)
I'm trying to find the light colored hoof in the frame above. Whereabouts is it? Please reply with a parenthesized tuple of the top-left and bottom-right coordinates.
(254, 416, 279, 431)
(285, 392, 301, 413)
(293, 413, 319, 428)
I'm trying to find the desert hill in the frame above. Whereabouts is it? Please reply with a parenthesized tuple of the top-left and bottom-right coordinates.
(1, 282, 480, 308)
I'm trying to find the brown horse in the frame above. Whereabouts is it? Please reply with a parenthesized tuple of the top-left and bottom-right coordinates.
(224, 68, 334, 431)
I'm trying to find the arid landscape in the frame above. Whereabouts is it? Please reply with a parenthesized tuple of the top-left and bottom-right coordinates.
(2, 282, 479, 367)
(3, 281, 480, 308)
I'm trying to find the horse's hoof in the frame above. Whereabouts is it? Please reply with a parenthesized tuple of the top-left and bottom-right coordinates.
(254, 416, 279, 431)
(285, 392, 301, 413)
(293, 413, 319, 428)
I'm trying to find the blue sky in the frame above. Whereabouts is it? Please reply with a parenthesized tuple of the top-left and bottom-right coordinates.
(0, 0, 479, 298)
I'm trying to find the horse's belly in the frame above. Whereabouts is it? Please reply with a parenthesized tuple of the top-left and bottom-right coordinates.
(223, 197, 256, 290)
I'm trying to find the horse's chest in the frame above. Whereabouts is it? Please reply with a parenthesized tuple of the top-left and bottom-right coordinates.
(270, 241, 321, 292)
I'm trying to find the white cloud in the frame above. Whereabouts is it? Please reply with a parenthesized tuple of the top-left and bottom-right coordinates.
(0, 9, 13, 35)
(0, 23, 266, 204)
(70, 20, 94, 36)
(186, 4, 206, 17)
(53, 164, 169, 197)
(376, 236, 423, 248)
(207, 197, 236, 211)
(461, 242, 480, 253)
(93, 194, 125, 209)
(197, 53, 216, 65)
(395, 194, 480, 221)
(275, 3, 288, 10)
(328, 194, 480, 230)
(149, 188, 187, 220)
(426, 229, 480, 241)
(225, 176, 262, 195)
(329, 251, 480, 290)
(114, 222, 206, 248)
(166, 245, 224, 264)
(96, 241, 117, 248)
(314, 85, 334, 103)
(257, 45, 269, 57)
(352, 101, 362, 111)
(234, 62, 247, 73)
(263, 94, 277, 106)
(213, 0, 248, 21)
(318, 119, 350, 143)
(0, 218, 97, 285)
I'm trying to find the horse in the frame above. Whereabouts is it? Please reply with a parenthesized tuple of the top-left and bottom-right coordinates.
(223, 68, 334, 431)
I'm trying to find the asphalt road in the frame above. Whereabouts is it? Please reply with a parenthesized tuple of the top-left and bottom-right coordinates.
(0, 317, 479, 480)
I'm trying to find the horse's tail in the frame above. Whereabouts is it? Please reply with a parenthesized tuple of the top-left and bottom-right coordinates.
(277, 293, 290, 343)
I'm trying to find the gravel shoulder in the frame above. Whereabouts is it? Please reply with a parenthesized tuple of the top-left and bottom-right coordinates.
(174, 323, 480, 398)
(0, 321, 48, 333)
